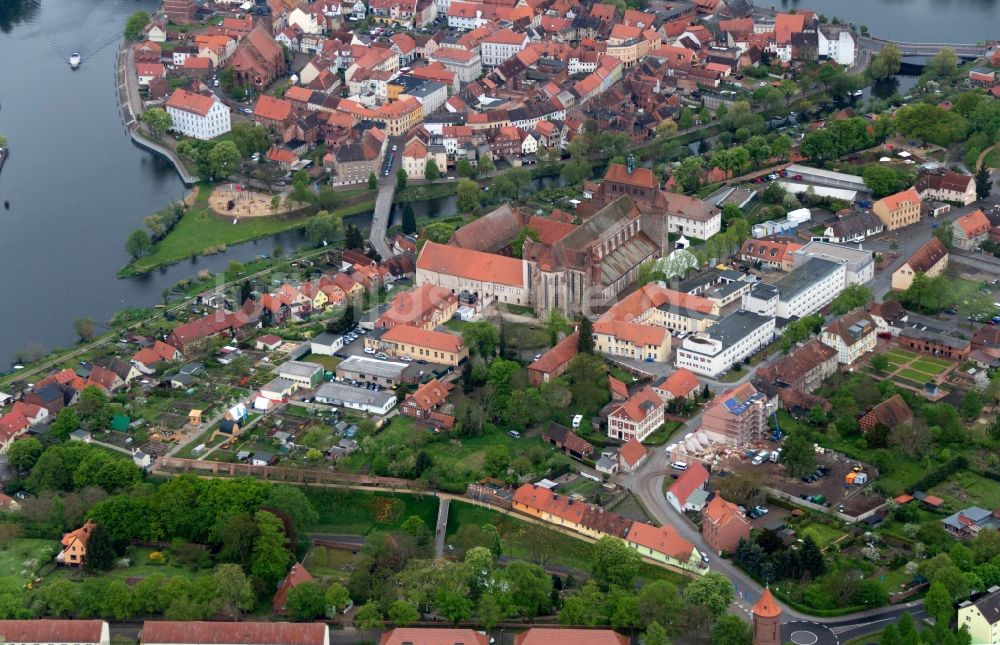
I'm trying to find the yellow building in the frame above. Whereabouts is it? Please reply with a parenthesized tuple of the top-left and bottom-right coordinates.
(959, 588, 1000, 644)
(873, 187, 922, 231)
(367, 325, 469, 366)
(891, 237, 948, 291)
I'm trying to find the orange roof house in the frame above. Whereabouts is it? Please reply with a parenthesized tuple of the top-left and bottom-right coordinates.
(416, 240, 527, 289)
(273, 563, 315, 613)
(382, 629, 490, 645)
(56, 520, 94, 567)
(514, 629, 629, 645)
(666, 461, 710, 512)
(254, 95, 294, 126)
(528, 331, 579, 386)
(619, 437, 648, 471)
(652, 368, 701, 401)
(702, 495, 750, 553)
(625, 520, 696, 565)
(954, 209, 991, 250)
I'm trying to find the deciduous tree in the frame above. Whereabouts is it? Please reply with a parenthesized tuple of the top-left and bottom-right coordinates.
(213, 563, 255, 620)
(592, 537, 641, 589)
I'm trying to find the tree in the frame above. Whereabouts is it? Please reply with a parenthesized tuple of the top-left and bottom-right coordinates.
(830, 284, 874, 315)
(780, 432, 817, 477)
(423, 159, 440, 181)
(72, 317, 98, 343)
(250, 511, 291, 590)
(345, 224, 364, 250)
(976, 165, 993, 201)
(924, 48, 959, 80)
(561, 158, 591, 185)
(124, 11, 149, 41)
(77, 385, 112, 431)
(84, 523, 117, 573)
(209, 141, 242, 179)
(477, 155, 495, 176)
(685, 572, 734, 616)
(870, 353, 890, 373)
(231, 123, 269, 158)
(503, 560, 551, 616)
(141, 108, 173, 137)
(400, 203, 417, 234)
(388, 599, 420, 625)
(457, 178, 480, 212)
(368, 173, 377, 190)
(396, 168, 408, 190)
(644, 621, 671, 645)
(961, 389, 983, 420)
(353, 603, 383, 638)
(868, 43, 902, 80)
(7, 437, 43, 474)
(560, 581, 606, 626)
(863, 164, 907, 198)
(463, 321, 500, 357)
(710, 615, 752, 645)
(304, 210, 342, 245)
(746, 136, 772, 169)
(50, 408, 81, 440)
(637, 580, 682, 631)
(673, 157, 704, 192)
(592, 537, 642, 590)
(125, 228, 152, 260)
(577, 317, 594, 354)
(933, 222, 954, 249)
(213, 564, 255, 620)
(512, 225, 540, 259)
(325, 582, 351, 617)
(924, 581, 954, 625)
(436, 589, 473, 625)
(286, 581, 327, 620)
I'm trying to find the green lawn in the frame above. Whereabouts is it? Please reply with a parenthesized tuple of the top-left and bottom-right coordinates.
(121, 186, 375, 275)
(303, 354, 341, 371)
(931, 471, 1000, 510)
(884, 348, 918, 361)
(302, 546, 357, 583)
(0, 539, 55, 580)
(643, 421, 684, 446)
(798, 522, 847, 548)
(303, 488, 439, 535)
(898, 368, 936, 382)
(910, 359, 949, 374)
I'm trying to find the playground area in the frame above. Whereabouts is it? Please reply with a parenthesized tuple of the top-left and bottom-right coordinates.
(208, 185, 294, 218)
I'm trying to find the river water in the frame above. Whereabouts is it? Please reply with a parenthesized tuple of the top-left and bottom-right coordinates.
(773, 0, 999, 43)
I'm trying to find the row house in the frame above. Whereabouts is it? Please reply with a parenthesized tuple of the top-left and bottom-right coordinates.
(916, 171, 977, 206)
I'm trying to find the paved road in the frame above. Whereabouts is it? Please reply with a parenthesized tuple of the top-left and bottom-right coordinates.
(368, 137, 403, 259)
(434, 496, 450, 557)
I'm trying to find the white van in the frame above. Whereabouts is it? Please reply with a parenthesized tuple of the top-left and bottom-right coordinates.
(572, 414, 583, 428)
(770, 449, 781, 463)
(670, 461, 688, 471)
(508, 430, 521, 439)
(752, 450, 770, 465)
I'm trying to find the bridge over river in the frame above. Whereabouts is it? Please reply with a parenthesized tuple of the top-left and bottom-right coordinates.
(859, 36, 990, 58)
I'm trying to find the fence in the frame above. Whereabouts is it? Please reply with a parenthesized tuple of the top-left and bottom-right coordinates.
(764, 486, 887, 525)
(156, 457, 415, 488)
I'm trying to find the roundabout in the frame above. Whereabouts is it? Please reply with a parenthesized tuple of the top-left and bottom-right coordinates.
(783, 621, 838, 645)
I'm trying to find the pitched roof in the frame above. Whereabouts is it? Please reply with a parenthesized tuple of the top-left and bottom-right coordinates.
(866, 394, 913, 429)
(381, 325, 465, 354)
(0, 620, 107, 644)
(527, 216, 577, 245)
(273, 562, 315, 611)
(669, 461, 709, 504)
(664, 192, 720, 222)
(619, 437, 647, 467)
(166, 88, 217, 116)
(903, 237, 948, 273)
(703, 494, 747, 529)
(529, 332, 579, 375)
(753, 587, 781, 618)
(417, 241, 525, 287)
(255, 95, 294, 122)
(448, 204, 525, 253)
(654, 368, 701, 398)
(513, 484, 587, 525)
(405, 378, 453, 413)
(514, 629, 629, 645)
(610, 386, 663, 423)
(740, 238, 802, 264)
(823, 309, 877, 348)
(917, 171, 974, 194)
(381, 628, 491, 645)
(544, 422, 594, 456)
(380, 284, 457, 328)
(608, 375, 629, 400)
(876, 187, 921, 213)
(603, 163, 658, 189)
(141, 622, 328, 645)
(626, 520, 694, 562)
(756, 339, 836, 386)
(956, 209, 990, 238)
(61, 520, 95, 547)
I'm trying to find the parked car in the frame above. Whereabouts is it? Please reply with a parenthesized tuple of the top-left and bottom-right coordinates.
(364, 347, 376, 354)
(753, 505, 769, 515)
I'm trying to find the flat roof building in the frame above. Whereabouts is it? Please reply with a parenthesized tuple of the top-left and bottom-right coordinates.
(793, 241, 875, 286)
(314, 381, 398, 415)
(335, 355, 411, 386)
(676, 310, 776, 378)
(743, 258, 845, 320)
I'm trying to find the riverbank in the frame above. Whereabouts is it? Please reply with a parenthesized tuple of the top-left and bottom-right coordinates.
(118, 184, 375, 276)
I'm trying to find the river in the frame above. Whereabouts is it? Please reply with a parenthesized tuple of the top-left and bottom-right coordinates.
(0, 0, 317, 367)
(773, 0, 999, 43)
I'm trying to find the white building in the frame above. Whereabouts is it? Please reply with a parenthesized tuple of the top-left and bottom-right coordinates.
(165, 89, 231, 141)
(276, 360, 324, 388)
(792, 241, 874, 286)
(480, 29, 530, 67)
(416, 241, 531, 307)
(314, 381, 398, 415)
(309, 332, 344, 356)
(742, 258, 846, 320)
(817, 25, 856, 66)
(606, 386, 665, 442)
(821, 309, 878, 365)
(665, 193, 722, 241)
(288, 6, 324, 34)
(675, 311, 776, 378)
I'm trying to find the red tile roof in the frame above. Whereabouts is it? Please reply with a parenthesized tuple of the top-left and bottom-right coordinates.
(405, 378, 453, 413)
(603, 163, 658, 189)
(142, 622, 328, 645)
(255, 95, 294, 122)
(417, 241, 525, 287)
(514, 629, 629, 645)
(903, 237, 948, 273)
(956, 209, 990, 238)
(753, 587, 781, 618)
(0, 620, 107, 643)
(610, 386, 663, 423)
(166, 88, 217, 116)
(273, 563, 314, 612)
(656, 368, 700, 399)
(381, 325, 465, 354)
(669, 461, 709, 505)
(528, 332, 579, 375)
(619, 437, 646, 467)
(381, 628, 490, 645)
(876, 187, 921, 213)
(626, 521, 694, 562)
(513, 484, 587, 525)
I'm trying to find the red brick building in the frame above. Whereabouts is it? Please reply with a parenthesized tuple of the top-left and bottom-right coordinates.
(702, 495, 750, 554)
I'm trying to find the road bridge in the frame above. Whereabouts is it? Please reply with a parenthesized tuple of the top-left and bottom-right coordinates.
(860, 36, 989, 58)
